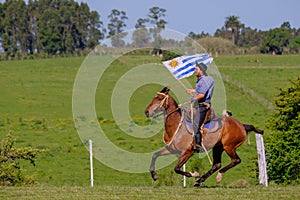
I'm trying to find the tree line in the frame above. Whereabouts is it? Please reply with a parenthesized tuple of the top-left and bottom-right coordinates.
(0, 0, 104, 58)
(0, 0, 299, 60)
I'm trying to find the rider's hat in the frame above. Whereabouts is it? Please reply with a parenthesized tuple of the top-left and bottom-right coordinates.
(196, 62, 208, 76)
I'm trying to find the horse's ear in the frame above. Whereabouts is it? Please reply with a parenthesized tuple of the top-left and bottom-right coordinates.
(160, 86, 170, 94)
(165, 87, 170, 94)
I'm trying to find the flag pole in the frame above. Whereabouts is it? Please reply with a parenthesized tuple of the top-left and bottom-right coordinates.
(177, 79, 189, 92)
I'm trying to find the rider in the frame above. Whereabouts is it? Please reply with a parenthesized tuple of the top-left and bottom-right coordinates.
(186, 62, 215, 152)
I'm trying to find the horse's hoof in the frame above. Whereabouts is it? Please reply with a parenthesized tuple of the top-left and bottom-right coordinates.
(190, 171, 200, 178)
(193, 181, 201, 187)
(151, 171, 158, 181)
(216, 172, 222, 183)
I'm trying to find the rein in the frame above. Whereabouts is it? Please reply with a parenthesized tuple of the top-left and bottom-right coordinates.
(156, 92, 185, 146)
(164, 112, 184, 146)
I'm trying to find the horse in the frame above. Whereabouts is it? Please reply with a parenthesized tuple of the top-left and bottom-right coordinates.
(144, 86, 264, 187)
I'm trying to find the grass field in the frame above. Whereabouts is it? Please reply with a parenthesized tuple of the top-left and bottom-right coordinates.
(0, 54, 299, 199)
(1, 185, 300, 200)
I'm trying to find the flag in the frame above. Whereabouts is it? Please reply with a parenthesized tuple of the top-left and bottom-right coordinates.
(162, 53, 213, 79)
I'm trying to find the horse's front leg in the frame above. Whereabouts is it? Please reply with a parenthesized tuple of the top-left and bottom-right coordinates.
(150, 147, 172, 181)
(174, 148, 194, 177)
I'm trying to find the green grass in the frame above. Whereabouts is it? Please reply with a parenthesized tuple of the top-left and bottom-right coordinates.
(0, 58, 83, 119)
(0, 54, 299, 198)
(220, 67, 299, 102)
(0, 185, 300, 200)
(214, 54, 300, 67)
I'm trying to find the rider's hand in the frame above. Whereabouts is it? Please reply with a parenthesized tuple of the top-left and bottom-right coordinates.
(188, 97, 195, 104)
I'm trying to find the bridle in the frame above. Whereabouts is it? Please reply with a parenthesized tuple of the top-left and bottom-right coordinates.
(154, 92, 181, 119)
(152, 92, 169, 114)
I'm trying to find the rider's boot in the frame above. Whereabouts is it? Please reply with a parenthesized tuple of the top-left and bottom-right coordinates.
(193, 132, 202, 153)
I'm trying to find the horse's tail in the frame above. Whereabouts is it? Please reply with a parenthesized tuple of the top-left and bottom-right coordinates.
(222, 110, 232, 117)
(222, 110, 264, 135)
(242, 124, 264, 135)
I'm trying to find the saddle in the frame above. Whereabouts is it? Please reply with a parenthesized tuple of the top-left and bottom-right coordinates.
(181, 106, 223, 151)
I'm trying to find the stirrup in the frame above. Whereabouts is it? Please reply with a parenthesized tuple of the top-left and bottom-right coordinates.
(193, 139, 202, 152)
(193, 144, 201, 153)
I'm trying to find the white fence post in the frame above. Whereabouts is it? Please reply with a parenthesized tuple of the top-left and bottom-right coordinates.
(89, 139, 94, 187)
(255, 134, 268, 187)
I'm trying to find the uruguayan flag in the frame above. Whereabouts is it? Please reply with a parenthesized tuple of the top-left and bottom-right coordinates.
(162, 53, 213, 79)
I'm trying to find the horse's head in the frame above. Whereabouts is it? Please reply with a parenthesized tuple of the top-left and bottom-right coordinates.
(144, 87, 170, 117)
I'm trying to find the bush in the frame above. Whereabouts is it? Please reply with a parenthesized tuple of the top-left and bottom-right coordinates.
(266, 77, 300, 184)
(0, 132, 45, 186)
(161, 50, 181, 62)
(197, 37, 237, 55)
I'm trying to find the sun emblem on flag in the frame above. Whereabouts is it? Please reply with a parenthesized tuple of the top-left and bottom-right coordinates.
(169, 60, 179, 68)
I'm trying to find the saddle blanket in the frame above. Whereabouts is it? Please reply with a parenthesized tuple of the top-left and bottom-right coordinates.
(186, 119, 221, 132)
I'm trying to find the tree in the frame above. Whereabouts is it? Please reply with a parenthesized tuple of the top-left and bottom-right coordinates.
(188, 31, 210, 40)
(0, 0, 104, 57)
(260, 27, 290, 54)
(281, 21, 291, 30)
(147, 6, 167, 30)
(15, 0, 31, 56)
(224, 15, 243, 45)
(86, 10, 105, 49)
(290, 36, 300, 53)
(0, 3, 4, 43)
(147, 6, 167, 52)
(237, 27, 267, 48)
(132, 27, 151, 48)
(38, 9, 63, 54)
(1, 0, 31, 56)
(132, 18, 151, 47)
(266, 77, 300, 184)
(27, 0, 39, 54)
(107, 9, 128, 47)
(135, 18, 149, 29)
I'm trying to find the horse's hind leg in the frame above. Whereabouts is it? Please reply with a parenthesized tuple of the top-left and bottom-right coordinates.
(215, 146, 241, 183)
(150, 147, 171, 181)
(194, 145, 223, 187)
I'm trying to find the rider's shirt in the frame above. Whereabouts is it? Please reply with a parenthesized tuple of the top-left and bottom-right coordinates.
(195, 75, 214, 103)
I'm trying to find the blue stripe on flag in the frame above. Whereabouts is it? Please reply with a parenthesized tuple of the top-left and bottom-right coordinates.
(173, 55, 211, 75)
(173, 62, 194, 75)
(195, 55, 212, 65)
(176, 67, 196, 79)
(182, 55, 197, 63)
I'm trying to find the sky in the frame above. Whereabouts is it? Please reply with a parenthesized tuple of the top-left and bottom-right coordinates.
(77, 0, 300, 35)
(0, 0, 298, 35)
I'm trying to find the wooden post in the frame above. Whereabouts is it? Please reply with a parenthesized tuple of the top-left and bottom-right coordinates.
(255, 134, 268, 187)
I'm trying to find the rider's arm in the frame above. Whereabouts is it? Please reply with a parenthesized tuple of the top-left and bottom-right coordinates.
(186, 88, 195, 95)
(188, 93, 204, 103)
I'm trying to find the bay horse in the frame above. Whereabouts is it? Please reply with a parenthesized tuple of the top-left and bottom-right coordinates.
(144, 86, 263, 187)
